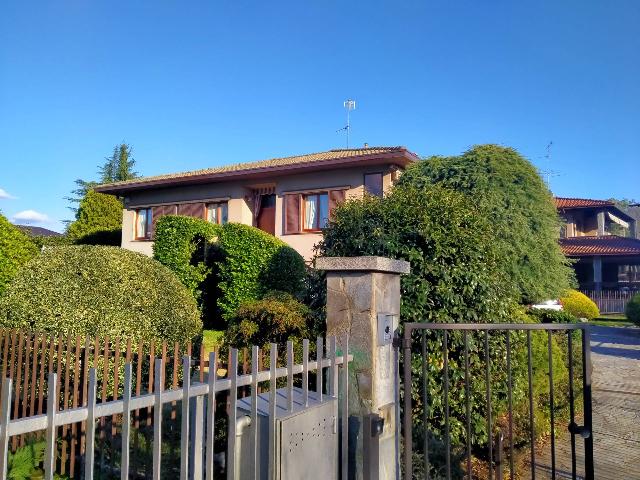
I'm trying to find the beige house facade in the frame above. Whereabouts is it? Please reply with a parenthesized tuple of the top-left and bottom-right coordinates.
(95, 147, 418, 260)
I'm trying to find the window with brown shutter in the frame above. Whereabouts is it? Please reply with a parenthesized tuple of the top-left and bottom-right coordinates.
(151, 204, 177, 237)
(328, 189, 346, 217)
(284, 194, 301, 234)
(177, 202, 206, 218)
(364, 172, 384, 197)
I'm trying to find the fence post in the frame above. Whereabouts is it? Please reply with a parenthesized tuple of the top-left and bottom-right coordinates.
(316, 256, 410, 480)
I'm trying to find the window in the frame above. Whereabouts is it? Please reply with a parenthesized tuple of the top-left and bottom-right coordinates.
(364, 173, 383, 197)
(303, 193, 329, 231)
(135, 208, 152, 240)
(207, 202, 228, 225)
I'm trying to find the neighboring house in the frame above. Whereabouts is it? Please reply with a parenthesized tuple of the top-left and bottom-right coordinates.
(16, 225, 62, 237)
(556, 197, 640, 291)
(95, 146, 418, 260)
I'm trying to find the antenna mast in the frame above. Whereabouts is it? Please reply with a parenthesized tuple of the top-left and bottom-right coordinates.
(343, 99, 356, 148)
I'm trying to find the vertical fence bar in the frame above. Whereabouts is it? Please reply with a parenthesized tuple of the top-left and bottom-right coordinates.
(180, 356, 191, 480)
(251, 346, 259, 480)
(548, 331, 556, 479)
(443, 330, 451, 480)
(527, 331, 536, 480)
(0, 378, 12, 480)
(567, 331, 577, 480)
(122, 363, 132, 480)
(485, 330, 493, 480)
(329, 337, 338, 397)
(340, 335, 349, 480)
(506, 331, 514, 480)
(464, 331, 471, 480)
(582, 328, 594, 480)
(44, 373, 57, 480)
(316, 337, 323, 402)
(70, 336, 81, 478)
(402, 329, 412, 480)
(80, 337, 90, 459)
(206, 351, 217, 480)
(302, 339, 309, 407)
(268, 344, 277, 480)
(227, 349, 238, 480)
(286, 341, 294, 412)
(422, 331, 430, 480)
(153, 359, 164, 480)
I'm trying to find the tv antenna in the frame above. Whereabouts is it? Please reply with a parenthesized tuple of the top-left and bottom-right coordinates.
(539, 141, 560, 186)
(337, 99, 356, 148)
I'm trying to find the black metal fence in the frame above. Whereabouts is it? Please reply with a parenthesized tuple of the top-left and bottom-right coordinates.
(399, 323, 594, 480)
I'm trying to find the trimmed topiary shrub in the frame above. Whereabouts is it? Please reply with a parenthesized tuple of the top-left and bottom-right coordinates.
(560, 290, 599, 320)
(215, 223, 306, 320)
(67, 190, 123, 245)
(626, 293, 640, 326)
(153, 215, 221, 295)
(0, 213, 39, 295)
(225, 291, 311, 348)
(0, 245, 202, 345)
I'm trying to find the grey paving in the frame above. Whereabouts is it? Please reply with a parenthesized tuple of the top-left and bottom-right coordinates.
(535, 325, 640, 480)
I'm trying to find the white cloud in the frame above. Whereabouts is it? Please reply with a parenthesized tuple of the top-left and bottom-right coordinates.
(0, 188, 16, 200)
(12, 210, 50, 224)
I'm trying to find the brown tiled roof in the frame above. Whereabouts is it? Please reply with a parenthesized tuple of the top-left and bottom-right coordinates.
(555, 197, 614, 209)
(95, 146, 418, 193)
(559, 235, 640, 257)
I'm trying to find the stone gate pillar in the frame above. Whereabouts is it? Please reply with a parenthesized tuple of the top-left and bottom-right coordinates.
(316, 256, 410, 480)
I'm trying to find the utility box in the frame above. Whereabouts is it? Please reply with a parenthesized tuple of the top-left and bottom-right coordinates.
(234, 387, 338, 480)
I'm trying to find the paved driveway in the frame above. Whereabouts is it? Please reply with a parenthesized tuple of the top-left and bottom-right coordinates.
(536, 325, 640, 479)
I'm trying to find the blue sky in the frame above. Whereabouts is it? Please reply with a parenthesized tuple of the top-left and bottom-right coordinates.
(1, 1, 638, 232)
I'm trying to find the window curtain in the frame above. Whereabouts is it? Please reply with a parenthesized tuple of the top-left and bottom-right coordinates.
(304, 195, 317, 230)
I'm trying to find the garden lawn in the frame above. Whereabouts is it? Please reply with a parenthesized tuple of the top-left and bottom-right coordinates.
(589, 314, 636, 328)
(202, 329, 225, 354)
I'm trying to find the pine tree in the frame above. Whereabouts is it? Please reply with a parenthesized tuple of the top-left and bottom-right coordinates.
(66, 142, 138, 215)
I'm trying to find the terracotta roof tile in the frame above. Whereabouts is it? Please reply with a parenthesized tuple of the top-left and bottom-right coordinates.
(555, 197, 614, 209)
(559, 235, 640, 256)
(95, 146, 417, 192)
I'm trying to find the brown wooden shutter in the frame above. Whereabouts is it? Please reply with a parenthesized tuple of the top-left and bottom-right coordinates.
(177, 202, 206, 218)
(151, 205, 177, 238)
(328, 189, 347, 218)
(284, 194, 301, 234)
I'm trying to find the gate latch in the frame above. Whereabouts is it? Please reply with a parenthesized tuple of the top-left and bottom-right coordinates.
(568, 422, 591, 439)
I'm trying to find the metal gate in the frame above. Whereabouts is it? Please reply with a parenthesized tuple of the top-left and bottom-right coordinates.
(398, 323, 594, 480)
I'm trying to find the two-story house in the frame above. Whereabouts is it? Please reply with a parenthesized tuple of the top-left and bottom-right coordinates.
(556, 197, 640, 291)
(95, 146, 419, 260)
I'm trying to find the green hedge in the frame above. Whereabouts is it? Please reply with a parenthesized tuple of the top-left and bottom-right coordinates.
(154, 218, 306, 326)
(153, 215, 221, 295)
(225, 291, 311, 348)
(215, 223, 306, 320)
(0, 245, 202, 345)
(626, 293, 640, 325)
(0, 213, 39, 295)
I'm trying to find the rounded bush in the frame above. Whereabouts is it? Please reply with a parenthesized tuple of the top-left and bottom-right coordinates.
(528, 308, 580, 324)
(225, 291, 310, 348)
(626, 293, 640, 326)
(67, 190, 123, 245)
(0, 246, 202, 345)
(0, 213, 39, 295)
(560, 290, 599, 320)
(216, 223, 306, 319)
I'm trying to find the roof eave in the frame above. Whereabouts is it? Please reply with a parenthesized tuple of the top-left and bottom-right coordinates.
(95, 150, 418, 195)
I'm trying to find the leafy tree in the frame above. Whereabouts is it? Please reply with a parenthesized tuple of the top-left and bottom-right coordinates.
(319, 183, 515, 324)
(399, 144, 574, 304)
(0, 213, 39, 295)
(66, 190, 123, 244)
(66, 142, 138, 213)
